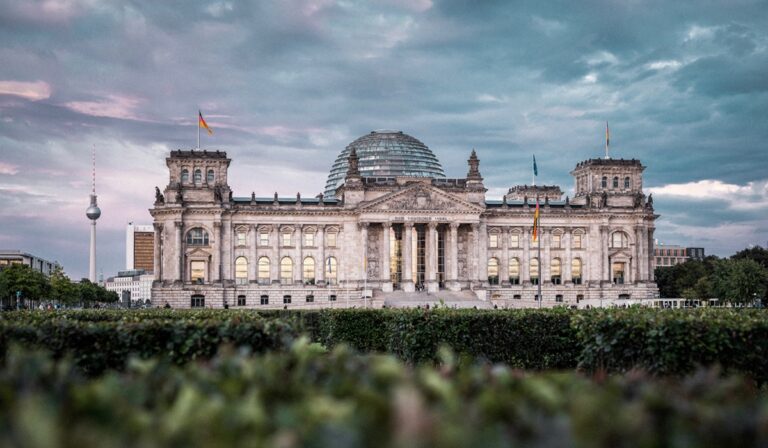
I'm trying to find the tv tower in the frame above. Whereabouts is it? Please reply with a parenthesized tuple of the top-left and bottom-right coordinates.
(85, 146, 101, 282)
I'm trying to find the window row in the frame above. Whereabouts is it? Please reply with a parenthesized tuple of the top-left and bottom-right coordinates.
(487, 257, 583, 285)
(488, 232, 583, 249)
(191, 293, 339, 308)
(181, 168, 216, 185)
(601, 176, 632, 189)
(233, 256, 339, 285)
(186, 227, 339, 248)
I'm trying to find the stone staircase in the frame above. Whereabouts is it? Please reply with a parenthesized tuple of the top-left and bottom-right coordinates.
(372, 289, 493, 309)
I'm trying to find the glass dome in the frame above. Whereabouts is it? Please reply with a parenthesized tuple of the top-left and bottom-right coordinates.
(324, 130, 445, 197)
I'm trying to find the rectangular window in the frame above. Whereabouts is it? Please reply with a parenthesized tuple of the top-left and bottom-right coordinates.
(259, 232, 269, 246)
(306, 294, 314, 303)
(282, 232, 292, 247)
(330, 294, 337, 302)
(552, 234, 561, 249)
(190, 261, 206, 283)
(304, 233, 315, 247)
(326, 232, 337, 247)
(191, 295, 205, 308)
(283, 295, 292, 304)
(509, 234, 520, 248)
(236, 231, 247, 246)
(513, 294, 521, 300)
(555, 294, 563, 302)
(572, 234, 582, 249)
(237, 295, 246, 306)
(489, 233, 499, 248)
(260, 295, 269, 305)
(576, 294, 584, 303)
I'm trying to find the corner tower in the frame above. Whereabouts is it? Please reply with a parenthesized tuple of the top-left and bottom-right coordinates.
(163, 149, 231, 206)
(570, 158, 646, 208)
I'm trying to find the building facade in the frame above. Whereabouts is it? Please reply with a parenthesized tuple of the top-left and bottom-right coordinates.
(653, 243, 690, 267)
(150, 131, 659, 309)
(104, 269, 154, 306)
(0, 250, 59, 276)
(126, 223, 155, 272)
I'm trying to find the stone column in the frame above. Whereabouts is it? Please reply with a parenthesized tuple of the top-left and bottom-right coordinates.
(272, 225, 280, 284)
(501, 227, 510, 286)
(427, 222, 438, 293)
(647, 227, 655, 281)
(381, 222, 392, 292)
(564, 228, 572, 283)
(478, 222, 487, 284)
(635, 225, 644, 283)
(360, 222, 368, 287)
(522, 226, 531, 283)
(403, 222, 414, 292)
(543, 228, 551, 284)
(250, 224, 258, 282)
(174, 221, 183, 282)
(213, 222, 222, 282)
(153, 223, 162, 281)
(471, 223, 480, 286)
(448, 222, 459, 290)
(600, 226, 610, 283)
(296, 225, 304, 285)
(317, 225, 325, 285)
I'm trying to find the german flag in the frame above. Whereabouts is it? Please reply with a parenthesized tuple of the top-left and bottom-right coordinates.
(532, 198, 540, 241)
(198, 111, 213, 135)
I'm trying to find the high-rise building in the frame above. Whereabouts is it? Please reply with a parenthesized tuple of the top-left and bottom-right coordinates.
(126, 223, 155, 272)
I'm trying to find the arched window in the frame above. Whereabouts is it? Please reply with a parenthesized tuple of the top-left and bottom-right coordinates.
(181, 169, 189, 184)
(326, 257, 338, 285)
(186, 228, 209, 246)
(601, 176, 607, 189)
(258, 257, 270, 285)
(551, 258, 562, 285)
(611, 231, 629, 248)
(624, 176, 630, 189)
(572, 258, 583, 284)
(530, 258, 540, 285)
(194, 169, 202, 184)
(487, 258, 499, 285)
(303, 257, 315, 285)
(207, 169, 215, 184)
(612, 176, 619, 188)
(235, 257, 248, 285)
(509, 258, 520, 285)
(280, 257, 293, 284)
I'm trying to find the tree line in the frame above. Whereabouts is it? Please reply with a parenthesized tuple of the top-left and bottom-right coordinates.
(0, 264, 119, 309)
(655, 246, 768, 304)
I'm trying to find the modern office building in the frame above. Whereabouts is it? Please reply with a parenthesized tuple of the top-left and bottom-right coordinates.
(103, 269, 154, 306)
(0, 250, 59, 276)
(149, 130, 659, 309)
(126, 223, 155, 272)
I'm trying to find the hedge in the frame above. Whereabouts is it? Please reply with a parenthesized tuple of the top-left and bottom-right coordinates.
(2, 308, 768, 381)
(0, 341, 766, 447)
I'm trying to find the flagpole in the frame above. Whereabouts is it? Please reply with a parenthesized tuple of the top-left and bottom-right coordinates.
(537, 200, 542, 309)
(197, 111, 200, 150)
(604, 122, 609, 159)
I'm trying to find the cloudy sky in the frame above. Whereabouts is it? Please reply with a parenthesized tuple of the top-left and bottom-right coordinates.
(1, 0, 767, 279)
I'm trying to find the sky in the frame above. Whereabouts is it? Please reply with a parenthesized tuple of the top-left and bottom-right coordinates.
(1, 0, 767, 280)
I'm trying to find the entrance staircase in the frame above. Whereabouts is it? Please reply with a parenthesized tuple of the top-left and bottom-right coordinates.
(372, 289, 493, 309)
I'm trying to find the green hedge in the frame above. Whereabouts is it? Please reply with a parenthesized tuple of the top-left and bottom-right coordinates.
(1, 341, 766, 447)
(2, 308, 768, 381)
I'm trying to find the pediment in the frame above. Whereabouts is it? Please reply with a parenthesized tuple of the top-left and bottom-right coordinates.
(186, 247, 212, 257)
(609, 248, 633, 258)
(359, 184, 483, 213)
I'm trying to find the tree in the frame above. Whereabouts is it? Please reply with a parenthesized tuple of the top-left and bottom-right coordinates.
(711, 258, 768, 305)
(0, 264, 50, 306)
(50, 266, 79, 305)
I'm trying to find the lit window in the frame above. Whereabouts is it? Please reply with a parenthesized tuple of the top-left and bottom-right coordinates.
(280, 257, 293, 283)
(572, 234, 582, 249)
(235, 257, 248, 285)
(304, 232, 315, 247)
(207, 169, 214, 184)
(624, 176, 630, 189)
(551, 258, 562, 285)
(552, 234, 561, 249)
(282, 232, 292, 247)
(327, 232, 337, 247)
(186, 228, 209, 246)
(194, 169, 202, 184)
(612, 177, 619, 188)
(326, 257, 338, 285)
(258, 257, 270, 285)
(487, 258, 499, 285)
(181, 169, 189, 184)
(530, 258, 539, 285)
(613, 262, 626, 284)
(611, 232, 629, 248)
(236, 231, 247, 246)
(572, 258, 582, 284)
(303, 257, 315, 284)
(190, 261, 206, 283)
(489, 233, 499, 248)
(259, 232, 269, 246)
(509, 258, 520, 285)
(601, 176, 607, 189)
(510, 233, 520, 248)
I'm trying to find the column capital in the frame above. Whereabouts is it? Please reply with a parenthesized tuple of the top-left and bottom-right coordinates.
(428, 221, 438, 229)
(174, 221, 183, 228)
(471, 223, 479, 231)
(404, 221, 414, 229)
(359, 222, 370, 230)
(154, 222, 164, 230)
(382, 221, 391, 229)
(449, 222, 460, 230)
(213, 221, 222, 228)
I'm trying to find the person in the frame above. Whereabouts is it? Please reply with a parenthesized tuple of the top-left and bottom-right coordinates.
(164, 302, 171, 309)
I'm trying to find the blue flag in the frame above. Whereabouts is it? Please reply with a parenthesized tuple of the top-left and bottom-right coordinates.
(533, 155, 538, 176)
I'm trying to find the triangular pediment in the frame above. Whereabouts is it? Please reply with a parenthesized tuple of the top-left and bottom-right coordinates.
(359, 184, 483, 213)
(186, 247, 211, 257)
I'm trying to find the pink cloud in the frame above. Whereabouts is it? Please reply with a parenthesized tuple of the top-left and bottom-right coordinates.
(64, 94, 143, 120)
(0, 163, 19, 175)
(0, 80, 51, 100)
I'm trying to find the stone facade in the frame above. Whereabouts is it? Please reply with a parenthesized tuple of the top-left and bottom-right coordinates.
(151, 147, 659, 309)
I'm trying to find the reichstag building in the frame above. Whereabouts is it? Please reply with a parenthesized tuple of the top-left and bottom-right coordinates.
(150, 130, 659, 308)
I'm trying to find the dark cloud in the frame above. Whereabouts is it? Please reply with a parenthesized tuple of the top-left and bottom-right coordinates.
(1, 0, 767, 278)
